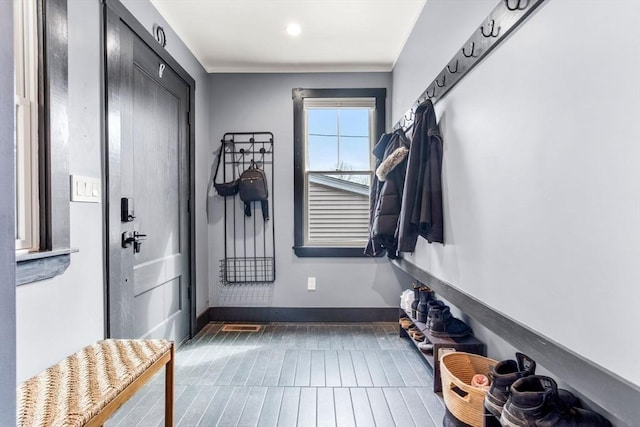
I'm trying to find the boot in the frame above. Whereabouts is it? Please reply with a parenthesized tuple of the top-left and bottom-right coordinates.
(486, 354, 579, 419)
(411, 283, 420, 318)
(416, 287, 434, 323)
(485, 353, 536, 418)
(426, 301, 471, 338)
(501, 376, 611, 427)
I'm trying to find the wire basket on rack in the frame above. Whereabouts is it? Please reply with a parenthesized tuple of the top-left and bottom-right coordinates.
(220, 257, 275, 284)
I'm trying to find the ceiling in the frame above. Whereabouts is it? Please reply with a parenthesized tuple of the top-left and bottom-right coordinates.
(149, 0, 426, 73)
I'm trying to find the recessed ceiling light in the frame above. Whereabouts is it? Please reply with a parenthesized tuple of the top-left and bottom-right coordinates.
(286, 23, 301, 37)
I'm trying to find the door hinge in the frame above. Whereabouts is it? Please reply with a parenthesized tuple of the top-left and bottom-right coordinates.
(187, 286, 192, 300)
(187, 198, 191, 213)
(187, 111, 191, 126)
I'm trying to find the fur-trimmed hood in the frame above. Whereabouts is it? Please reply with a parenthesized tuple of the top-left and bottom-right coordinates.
(376, 145, 409, 181)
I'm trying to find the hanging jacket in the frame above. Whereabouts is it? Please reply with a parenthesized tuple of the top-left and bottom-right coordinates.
(398, 99, 444, 251)
(365, 130, 410, 258)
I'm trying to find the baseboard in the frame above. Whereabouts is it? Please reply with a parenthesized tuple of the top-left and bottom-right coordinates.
(208, 307, 398, 323)
(195, 310, 210, 335)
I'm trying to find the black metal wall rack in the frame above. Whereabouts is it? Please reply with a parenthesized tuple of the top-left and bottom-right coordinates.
(219, 132, 275, 285)
(394, 0, 548, 131)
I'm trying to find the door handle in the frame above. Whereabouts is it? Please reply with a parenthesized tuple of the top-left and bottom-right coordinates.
(121, 231, 148, 253)
(133, 232, 146, 253)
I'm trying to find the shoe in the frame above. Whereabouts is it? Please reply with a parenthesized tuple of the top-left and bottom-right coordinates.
(501, 376, 611, 427)
(418, 341, 433, 353)
(485, 352, 536, 417)
(412, 331, 425, 342)
(407, 326, 420, 337)
(426, 302, 471, 338)
(399, 318, 413, 329)
(416, 287, 435, 323)
(411, 284, 420, 318)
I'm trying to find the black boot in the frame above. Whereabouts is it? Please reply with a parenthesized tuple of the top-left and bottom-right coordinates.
(411, 283, 420, 318)
(416, 287, 434, 323)
(426, 301, 471, 338)
(501, 376, 611, 427)
(484, 353, 536, 417)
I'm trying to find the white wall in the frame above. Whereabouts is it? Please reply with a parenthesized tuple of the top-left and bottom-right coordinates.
(0, 0, 16, 423)
(16, 0, 212, 382)
(392, 0, 640, 387)
(208, 73, 411, 308)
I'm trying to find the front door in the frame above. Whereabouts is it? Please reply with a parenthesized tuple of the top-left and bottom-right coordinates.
(105, 4, 191, 343)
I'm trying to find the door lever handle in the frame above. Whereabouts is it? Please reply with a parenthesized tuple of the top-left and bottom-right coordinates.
(122, 231, 148, 253)
(133, 232, 146, 253)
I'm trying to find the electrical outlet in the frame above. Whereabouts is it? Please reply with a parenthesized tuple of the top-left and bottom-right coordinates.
(307, 277, 316, 291)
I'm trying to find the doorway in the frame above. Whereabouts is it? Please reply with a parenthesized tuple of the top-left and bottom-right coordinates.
(104, 0, 195, 343)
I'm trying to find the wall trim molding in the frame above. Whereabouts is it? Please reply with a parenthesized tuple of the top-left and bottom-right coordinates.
(196, 310, 209, 335)
(208, 307, 398, 323)
(391, 258, 640, 426)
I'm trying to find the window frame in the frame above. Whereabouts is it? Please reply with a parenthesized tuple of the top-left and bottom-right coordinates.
(14, 0, 40, 253)
(15, 0, 72, 286)
(292, 88, 386, 258)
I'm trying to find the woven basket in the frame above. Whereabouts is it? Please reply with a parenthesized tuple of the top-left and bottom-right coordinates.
(440, 352, 498, 427)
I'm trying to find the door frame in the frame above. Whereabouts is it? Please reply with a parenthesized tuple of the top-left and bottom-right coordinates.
(102, 0, 196, 339)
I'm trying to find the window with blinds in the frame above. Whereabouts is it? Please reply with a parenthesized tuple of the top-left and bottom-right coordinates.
(293, 88, 385, 257)
(303, 97, 375, 246)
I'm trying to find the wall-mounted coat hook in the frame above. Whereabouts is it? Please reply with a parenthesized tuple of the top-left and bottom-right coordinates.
(505, 0, 529, 11)
(447, 60, 459, 74)
(481, 19, 500, 37)
(426, 87, 436, 98)
(462, 42, 476, 58)
(435, 75, 446, 87)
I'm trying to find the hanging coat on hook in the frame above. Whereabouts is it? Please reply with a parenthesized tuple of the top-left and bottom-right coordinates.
(365, 130, 410, 258)
(398, 99, 444, 250)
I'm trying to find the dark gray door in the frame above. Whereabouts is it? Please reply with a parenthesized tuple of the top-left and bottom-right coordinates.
(105, 8, 191, 342)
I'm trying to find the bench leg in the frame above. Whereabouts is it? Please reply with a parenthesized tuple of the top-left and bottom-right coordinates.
(165, 343, 175, 427)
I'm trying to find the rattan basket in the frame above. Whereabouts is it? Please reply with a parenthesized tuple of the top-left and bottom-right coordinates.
(440, 352, 498, 427)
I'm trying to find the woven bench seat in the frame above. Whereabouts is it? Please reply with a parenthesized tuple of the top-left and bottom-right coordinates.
(17, 339, 174, 427)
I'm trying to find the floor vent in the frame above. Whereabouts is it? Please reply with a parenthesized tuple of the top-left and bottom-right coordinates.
(221, 324, 263, 332)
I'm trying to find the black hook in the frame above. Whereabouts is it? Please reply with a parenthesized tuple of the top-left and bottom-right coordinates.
(435, 75, 446, 88)
(462, 42, 476, 58)
(505, 0, 529, 11)
(426, 87, 436, 99)
(447, 60, 459, 74)
(480, 19, 500, 37)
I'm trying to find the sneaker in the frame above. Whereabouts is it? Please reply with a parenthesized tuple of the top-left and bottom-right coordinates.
(418, 341, 433, 353)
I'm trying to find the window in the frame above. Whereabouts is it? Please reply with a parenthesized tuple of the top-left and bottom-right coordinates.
(14, 0, 39, 252)
(14, 0, 72, 285)
(293, 88, 386, 257)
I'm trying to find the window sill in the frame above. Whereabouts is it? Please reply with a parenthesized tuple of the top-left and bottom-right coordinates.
(293, 246, 382, 258)
(16, 248, 79, 286)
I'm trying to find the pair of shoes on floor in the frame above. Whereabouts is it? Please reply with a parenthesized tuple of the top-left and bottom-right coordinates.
(485, 353, 610, 426)
(425, 300, 472, 338)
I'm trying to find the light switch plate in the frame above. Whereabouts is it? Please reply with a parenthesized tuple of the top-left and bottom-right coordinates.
(70, 175, 100, 203)
(308, 277, 316, 291)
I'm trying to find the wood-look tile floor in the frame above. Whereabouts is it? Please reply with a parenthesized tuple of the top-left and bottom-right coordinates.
(106, 322, 445, 426)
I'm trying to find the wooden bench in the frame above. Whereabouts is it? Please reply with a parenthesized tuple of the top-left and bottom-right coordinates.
(17, 339, 174, 427)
